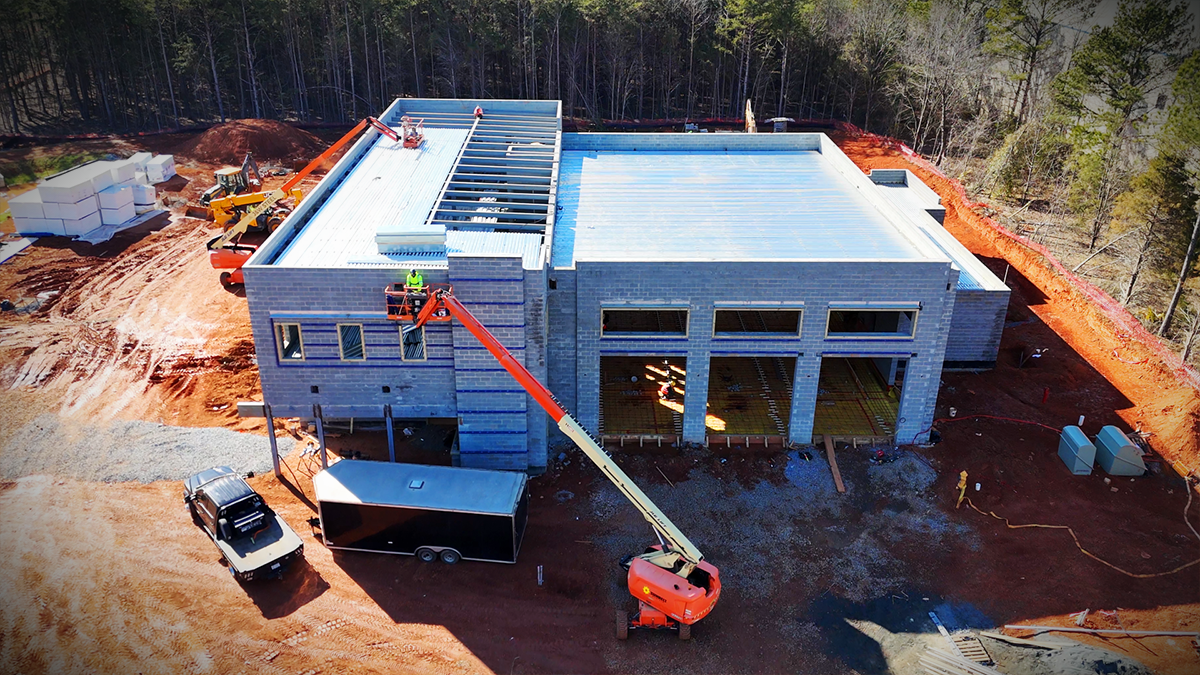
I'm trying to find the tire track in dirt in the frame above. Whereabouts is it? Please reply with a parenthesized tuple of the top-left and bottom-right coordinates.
(0, 214, 262, 428)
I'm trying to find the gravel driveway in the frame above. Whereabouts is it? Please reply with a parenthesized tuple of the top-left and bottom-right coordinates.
(1, 414, 278, 483)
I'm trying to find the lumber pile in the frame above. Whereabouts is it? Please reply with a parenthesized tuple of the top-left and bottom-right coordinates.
(9, 153, 173, 238)
(920, 647, 1004, 675)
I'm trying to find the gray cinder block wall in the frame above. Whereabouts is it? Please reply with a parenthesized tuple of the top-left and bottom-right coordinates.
(550, 260, 958, 446)
(243, 254, 550, 473)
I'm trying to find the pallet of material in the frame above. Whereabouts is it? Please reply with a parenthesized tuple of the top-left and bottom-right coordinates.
(920, 647, 1003, 675)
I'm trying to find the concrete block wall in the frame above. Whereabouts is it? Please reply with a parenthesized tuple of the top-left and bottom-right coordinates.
(944, 289, 1010, 368)
(243, 266, 457, 421)
(560, 260, 958, 445)
(448, 254, 546, 471)
(547, 269, 579, 421)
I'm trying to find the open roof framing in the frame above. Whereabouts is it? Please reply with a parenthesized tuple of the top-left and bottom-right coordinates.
(385, 100, 562, 236)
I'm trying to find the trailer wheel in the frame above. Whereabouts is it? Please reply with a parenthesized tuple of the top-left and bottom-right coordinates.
(678, 622, 691, 641)
(416, 547, 437, 563)
(616, 610, 628, 640)
(439, 549, 460, 565)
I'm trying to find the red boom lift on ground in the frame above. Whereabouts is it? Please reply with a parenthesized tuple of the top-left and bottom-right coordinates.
(386, 283, 721, 640)
(207, 116, 402, 287)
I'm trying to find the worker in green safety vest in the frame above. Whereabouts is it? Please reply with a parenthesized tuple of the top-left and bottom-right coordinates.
(406, 269, 424, 290)
(405, 269, 426, 314)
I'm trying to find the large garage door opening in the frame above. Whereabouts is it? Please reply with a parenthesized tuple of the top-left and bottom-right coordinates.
(707, 357, 795, 442)
(813, 357, 903, 441)
(599, 357, 686, 441)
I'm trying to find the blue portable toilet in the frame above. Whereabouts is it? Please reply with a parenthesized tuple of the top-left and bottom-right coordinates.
(1095, 426, 1146, 476)
(1057, 426, 1095, 475)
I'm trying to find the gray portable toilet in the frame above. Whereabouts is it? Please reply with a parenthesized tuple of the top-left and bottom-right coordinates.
(1058, 426, 1095, 475)
(1095, 426, 1146, 476)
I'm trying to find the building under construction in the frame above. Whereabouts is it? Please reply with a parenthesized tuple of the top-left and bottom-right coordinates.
(242, 98, 1008, 472)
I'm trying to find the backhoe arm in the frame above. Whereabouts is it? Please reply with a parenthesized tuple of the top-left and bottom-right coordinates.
(208, 117, 400, 252)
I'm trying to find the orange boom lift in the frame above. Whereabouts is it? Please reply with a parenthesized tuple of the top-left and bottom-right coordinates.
(386, 284, 721, 640)
(207, 117, 401, 287)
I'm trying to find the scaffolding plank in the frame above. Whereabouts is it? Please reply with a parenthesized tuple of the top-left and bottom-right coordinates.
(824, 435, 846, 493)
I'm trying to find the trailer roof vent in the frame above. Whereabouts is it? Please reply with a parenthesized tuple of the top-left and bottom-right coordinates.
(408, 479, 425, 490)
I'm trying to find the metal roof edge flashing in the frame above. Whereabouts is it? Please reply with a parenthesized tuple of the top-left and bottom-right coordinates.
(815, 135, 951, 265)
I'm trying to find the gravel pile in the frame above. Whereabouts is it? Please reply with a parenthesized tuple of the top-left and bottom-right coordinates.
(1, 414, 277, 483)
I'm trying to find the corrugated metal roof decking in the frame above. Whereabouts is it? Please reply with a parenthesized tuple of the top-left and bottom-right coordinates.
(274, 127, 469, 267)
(313, 459, 526, 516)
(551, 149, 930, 267)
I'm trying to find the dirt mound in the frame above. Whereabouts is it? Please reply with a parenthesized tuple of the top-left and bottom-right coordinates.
(182, 119, 325, 164)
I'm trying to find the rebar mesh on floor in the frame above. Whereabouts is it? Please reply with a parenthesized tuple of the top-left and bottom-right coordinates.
(599, 357, 685, 435)
(813, 358, 900, 437)
(707, 357, 795, 435)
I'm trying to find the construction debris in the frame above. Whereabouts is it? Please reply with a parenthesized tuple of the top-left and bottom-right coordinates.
(920, 647, 1004, 675)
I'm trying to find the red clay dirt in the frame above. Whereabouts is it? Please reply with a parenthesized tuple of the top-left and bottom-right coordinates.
(833, 132, 1200, 476)
(179, 119, 328, 165)
(0, 126, 1198, 674)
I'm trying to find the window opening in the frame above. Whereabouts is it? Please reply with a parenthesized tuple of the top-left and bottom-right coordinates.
(276, 323, 304, 360)
(713, 309, 802, 336)
(826, 309, 917, 339)
(338, 324, 366, 360)
(401, 326, 427, 361)
(601, 309, 688, 337)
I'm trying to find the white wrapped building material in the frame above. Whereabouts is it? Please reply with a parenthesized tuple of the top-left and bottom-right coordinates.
(39, 170, 96, 204)
(98, 184, 134, 209)
(146, 154, 175, 183)
(84, 164, 115, 193)
(101, 203, 136, 226)
(63, 210, 101, 236)
(12, 216, 65, 236)
(98, 159, 137, 185)
(132, 183, 156, 206)
(129, 152, 153, 171)
(45, 195, 98, 221)
(8, 190, 44, 219)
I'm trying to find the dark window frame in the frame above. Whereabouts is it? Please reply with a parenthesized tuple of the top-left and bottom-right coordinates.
(825, 307, 919, 340)
(400, 325, 427, 362)
(712, 308, 803, 338)
(600, 307, 689, 338)
(337, 323, 366, 361)
(275, 322, 304, 361)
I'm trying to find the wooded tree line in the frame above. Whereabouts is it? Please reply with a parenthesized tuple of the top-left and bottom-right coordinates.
(0, 0, 1198, 356)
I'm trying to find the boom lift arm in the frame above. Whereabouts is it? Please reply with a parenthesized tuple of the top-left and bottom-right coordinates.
(207, 117, 401, 285)
(390, 285, 721, 634)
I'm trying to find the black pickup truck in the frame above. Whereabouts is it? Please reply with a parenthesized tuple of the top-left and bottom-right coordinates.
(183, 466, 304, 581)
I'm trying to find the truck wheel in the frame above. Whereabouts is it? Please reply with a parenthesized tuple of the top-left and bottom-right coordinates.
(416, 547, 437, 563)
(219, 272, 234, 288)
(439, 549, 460, 565)
(678, 622, 691, 641)
(188, 503, 201, 525)
(616, 610, 628, 640)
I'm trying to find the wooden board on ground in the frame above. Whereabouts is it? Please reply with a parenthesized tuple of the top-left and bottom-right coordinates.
(823, 434, 845, 493)
(978, 630, 1062, 649)
(951, 633, 991, 664)
(920, 647, 1003, 675)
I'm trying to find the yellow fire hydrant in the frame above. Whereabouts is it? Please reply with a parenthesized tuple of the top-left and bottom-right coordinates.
(956, 471, 968, 509)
